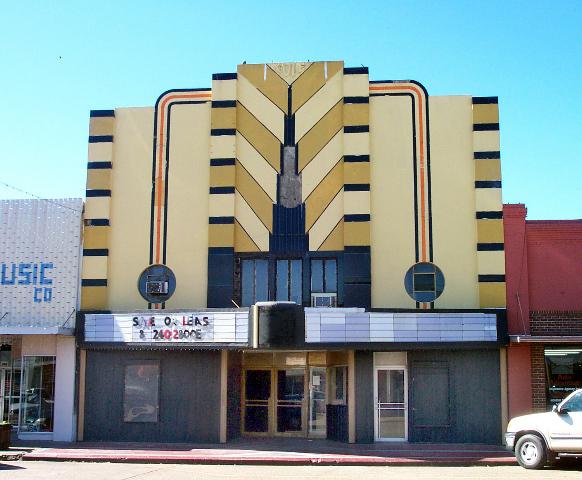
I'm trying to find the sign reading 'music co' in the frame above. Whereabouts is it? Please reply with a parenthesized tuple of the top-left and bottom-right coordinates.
(84, 312, 249, 344)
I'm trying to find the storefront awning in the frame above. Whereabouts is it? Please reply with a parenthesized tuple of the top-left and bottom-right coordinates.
(0, 326, 75, 335)
(510, 335, 582, 344)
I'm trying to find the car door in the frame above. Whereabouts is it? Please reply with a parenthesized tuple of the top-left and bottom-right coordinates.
(550, 391, 582, 452)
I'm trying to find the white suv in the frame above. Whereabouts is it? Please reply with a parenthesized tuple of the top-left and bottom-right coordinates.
(505, 388, 582, 469)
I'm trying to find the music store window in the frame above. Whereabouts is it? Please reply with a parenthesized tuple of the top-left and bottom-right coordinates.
(544, 347, 582, 408)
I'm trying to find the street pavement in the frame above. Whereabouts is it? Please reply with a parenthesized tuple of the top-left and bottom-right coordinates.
(1, 461, 582, 480)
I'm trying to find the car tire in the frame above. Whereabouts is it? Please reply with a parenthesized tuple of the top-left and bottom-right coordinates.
(515, 434, 547, 469)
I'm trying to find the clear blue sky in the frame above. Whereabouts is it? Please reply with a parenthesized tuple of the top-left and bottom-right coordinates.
(0, 0, 580, 219)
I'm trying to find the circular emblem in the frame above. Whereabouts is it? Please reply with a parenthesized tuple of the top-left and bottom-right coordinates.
(404, 262, 445, 302)
(137, 264, 176, 303)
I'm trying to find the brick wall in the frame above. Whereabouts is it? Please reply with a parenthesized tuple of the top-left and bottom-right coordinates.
(530, 311, 582, 336)
(530, 344, 547, 411)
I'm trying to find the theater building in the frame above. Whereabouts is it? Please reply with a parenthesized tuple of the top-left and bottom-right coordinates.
(0, 198, 82, 441)
(78, 61, 508, 444)
(504, 204, 582, 418)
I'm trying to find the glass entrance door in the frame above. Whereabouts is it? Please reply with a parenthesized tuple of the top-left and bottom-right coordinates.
(276, 369, 305, 434)
(309, 367, 326, 436)
(243, 369, 271, 434)
(375, 368, 407, 441)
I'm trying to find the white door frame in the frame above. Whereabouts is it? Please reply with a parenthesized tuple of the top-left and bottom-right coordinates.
(374, 365, 408, 442)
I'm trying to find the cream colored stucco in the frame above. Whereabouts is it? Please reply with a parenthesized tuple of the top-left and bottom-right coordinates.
(475, 188, 503, 211)
(344, 190, 370, 215)
(84, 197, 110, 219)
(477, 250, 506, 275)
(295, 70, 343, 141)
(301, 130, 343, 201)
(107, 107, 153, 310)
(473, 131, 500, 152)
(237, 73, 285, 142)
(236, 133, 277, 201)
(235, 191, 270, 251)
(212, 79, 236, 101)
(82, 255, 108, 280)
(164, 103, 211, 309)
(344, 132, 370, 155)
(88, 142, 113, 162)
(210, 135, 236, 159)
(370, 95, 416, 308)
(209, 193, 235, 217)
(309, 190, 343, 251)
(343, 74, 369, 97)
(429, 96, 479, 308)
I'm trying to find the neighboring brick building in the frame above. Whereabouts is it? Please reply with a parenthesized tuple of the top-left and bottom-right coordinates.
(504, 204, 582, 416)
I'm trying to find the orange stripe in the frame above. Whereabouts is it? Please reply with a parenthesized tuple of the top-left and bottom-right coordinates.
(370, 85, 428, 262)
(154, 92, 211, 265)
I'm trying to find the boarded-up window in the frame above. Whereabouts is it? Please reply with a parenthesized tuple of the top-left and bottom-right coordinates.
(412, 362, 450, 427)
(123, 362, 160, 423)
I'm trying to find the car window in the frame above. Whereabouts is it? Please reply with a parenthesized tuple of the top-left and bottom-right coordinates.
(562, 391, 582, 412)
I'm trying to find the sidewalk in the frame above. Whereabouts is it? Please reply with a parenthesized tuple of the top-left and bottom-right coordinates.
(1, 438, 517, 466)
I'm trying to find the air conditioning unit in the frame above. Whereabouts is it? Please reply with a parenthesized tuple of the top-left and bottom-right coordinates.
(146, 280, 169, 295)
(311, 293, 337, 308)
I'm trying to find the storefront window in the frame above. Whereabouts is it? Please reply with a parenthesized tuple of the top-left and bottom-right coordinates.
(19, 356, 55, 432)
(545, 347, 582, 408)
(241, 259, 269, 306)
(123, 362, 160, 423)
(330, 366, 347, 405)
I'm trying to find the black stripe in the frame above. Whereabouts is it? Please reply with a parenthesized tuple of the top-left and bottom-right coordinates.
(344, 246, 371, 253)
(477, 243, 505, 251)
(82, 279, 108, 287)
(89, 135, 113, 143)
(344, 96, 369, 104)
(84, 219, 110, 226)
(476, 211, 503, 219)
(212, 73, 237, 80)
(475, 181, 502, 188)
(472, 96, 498, 105)
(474, 151, 500, 159)
(83, 249, 109, 256)
(473, 123, 499, 131)
(208, 247, 235, 254)
(344, 155, 370, 163)
(344, 125, 369, 133)
(87, 161, 112, 169)
(211, 128, 236, 136)
(209, 216, 235, 224)
(212, 100, 236, 108)
(344, 184, 370, 192)
(209, 186, 235, 194)
(210, 158, 236, 166)
(344, 67, 368, 74)
(90, 110, 115, 117)
(86, 189, 111, 197)
(478, 274, 506, 282)
(344, 214, 370, 222)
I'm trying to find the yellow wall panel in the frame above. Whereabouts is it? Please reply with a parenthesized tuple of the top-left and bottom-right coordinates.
(472, 104, 499, 124)
(305, 161, 343, 231)
(212, 79, 237, 101)
(344, 191, 370, 215)
(370, 95, 416, 308)
(234, 220, 260, 253)
(344, 162, 370, 184)
(343, 103, 369, 126)
(210, 135, 236, 159)
(235, 192, 270, 251)
(344, 221, 370, 246)
(236, 133, 278, 202)
(89, 116, 115, 136)
(429, 96, 480, 309)
(209, 224, 234, 247)
(88, 142, 113, 162)
(209, 193, 235, 217)
(477, 250, 506, 275)
(343, 74, 369, 97)
(107, 107, 154, 310)
(291, 62, 325, 113)
(211, 108, 236, 130)
(238, 64, 288, 112)
(479, 282, 507, 308)
(473, 131, 500, 151)
(343, 132, 369, 155)
(318, 219, 344, 251)
(301, 130, 342, 201)
(235, 161, 273, 232)
(475, 159, 501, 181)
(477, 219, 504, 243)
(209, 165, 235, 187)
(298, 101, 343, 171)
(237, 103, 281, 172)
(86, 169, 111, 190)
(475, 188, 503, 212)
(84, 197, 110, 219)
(83, 226, 110, 249)
(82, 255, 108, 279)
(81, 286, 108, 310)
(308, 190, 343, 251)
(237, 73, 284, 142)
(295, 70, 343, 141)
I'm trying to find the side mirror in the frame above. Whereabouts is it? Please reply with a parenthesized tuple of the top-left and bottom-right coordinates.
(552, 405, 558, 412)
(557, 405, 569, 415)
